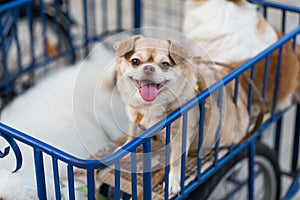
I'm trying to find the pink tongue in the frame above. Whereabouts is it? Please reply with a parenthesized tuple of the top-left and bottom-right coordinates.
(139, 83, 158, 102)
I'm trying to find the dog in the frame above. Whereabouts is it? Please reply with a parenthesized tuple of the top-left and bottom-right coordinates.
(113, 35, 249, 195)
(183, 0, 300, 119)
(0, 44, 126, 199)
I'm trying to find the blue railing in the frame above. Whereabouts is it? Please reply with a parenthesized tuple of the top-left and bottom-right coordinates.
(1, 0, 300, 199)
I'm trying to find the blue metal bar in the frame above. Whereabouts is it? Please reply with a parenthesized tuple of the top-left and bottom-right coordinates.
(101, 0, 108, 32)
(164, 125, 171, 200)
(291, 105, 300, 172)
(251, 0, 300, 13)
(134, 0, 142, 28)
(215, 89, 223, 165)
(25, 3, 34, 67)
(52, 157, 61, 200)
(67, 165, 75, 200)
(143, 138, 152, 200)
(281, 10, 286, 33)
(117, 0, 122, 30)
(12, 8, 22, 71)
(247, 65, 256, 114)
(131, 149, 137, 200)
(180, 112, 188, 193)
(38, 0, 48, 59)
(233, 77, 239, 105)
(87, 168, 95, 200)
(263, 5, 267, 19)
(197, 101, 205, 180)
(262, 54, 270, 100)
(248, 142, 255, 200)
(34, 149, 47, 200)
(274, 117, 282, 157)
(115, 160, 121, 200)
(272, 46, 283, 116)
(0, 0, 32, 12)
(82, 0, 89, 56)
(54, 0, 62, 50)
(284, 170, 300, 200)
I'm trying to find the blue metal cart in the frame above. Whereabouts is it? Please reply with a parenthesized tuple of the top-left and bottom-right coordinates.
(1, 0, 300, 199)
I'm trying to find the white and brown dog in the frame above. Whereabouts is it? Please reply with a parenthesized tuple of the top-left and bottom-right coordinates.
(113, 35, 249, 195)
(184, 0, 300, 118)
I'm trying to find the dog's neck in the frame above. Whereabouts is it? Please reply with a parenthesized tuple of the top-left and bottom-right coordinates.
(183, 0, 278, 63)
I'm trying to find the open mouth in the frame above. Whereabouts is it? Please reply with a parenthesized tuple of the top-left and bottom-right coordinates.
(130, 78, 167, 102)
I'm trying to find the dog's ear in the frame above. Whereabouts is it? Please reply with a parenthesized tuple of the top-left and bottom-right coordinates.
(167, 39, 190, 65)
(113, 35, 143, 57)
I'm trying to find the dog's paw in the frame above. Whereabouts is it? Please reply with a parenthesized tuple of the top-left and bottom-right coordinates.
(163, 175, 181, 197)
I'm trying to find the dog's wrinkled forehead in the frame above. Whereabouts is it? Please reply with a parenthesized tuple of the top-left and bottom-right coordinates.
(113, 35, 190, 65)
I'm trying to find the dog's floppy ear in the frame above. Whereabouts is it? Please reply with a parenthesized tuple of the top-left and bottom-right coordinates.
(113, 35, 143, 57)
(167, 39, 190, 65)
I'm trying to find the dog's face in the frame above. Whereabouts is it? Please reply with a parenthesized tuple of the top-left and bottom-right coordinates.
(114, 36, 193, 106)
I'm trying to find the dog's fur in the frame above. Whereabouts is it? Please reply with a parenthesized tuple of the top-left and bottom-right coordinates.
(0, 45, 125, 199)
(184, 0, 300, 117)
(114, 36, 249, 194)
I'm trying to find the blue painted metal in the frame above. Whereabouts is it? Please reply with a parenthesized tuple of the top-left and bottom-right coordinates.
(34, 149, 47, 200)
(143, 138, 152, 200)
(262, 54, 270, 100)
(180, 112, 188, 193)
(87, 168, 95, 200)
(68, 165, 75, 200)
(131, 149, 138, 200)
(164, 125, 171, 200)
(291, 105, 300, 172)
(197, 101, 205, 180)
(115, 160, 121, 200)
(248, 142, 255, 200)
(274, 117, 282, 157)
(2, 1, 300, 200)
(134, 0, 142, 28)
(52, 157, 61, 200)
(284, 170, 300, 200)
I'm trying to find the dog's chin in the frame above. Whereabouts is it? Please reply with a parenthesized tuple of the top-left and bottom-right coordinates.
(130, 78, 167, 102)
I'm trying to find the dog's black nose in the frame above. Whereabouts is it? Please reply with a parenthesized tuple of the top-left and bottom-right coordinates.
(143, 65, 155, 74)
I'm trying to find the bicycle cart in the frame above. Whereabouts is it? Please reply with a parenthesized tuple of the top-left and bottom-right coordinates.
(1, 0, 300, 199)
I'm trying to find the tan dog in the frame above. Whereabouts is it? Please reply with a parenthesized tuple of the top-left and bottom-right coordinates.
(184, 0, 300, 119)
(113, 35, 249, 195)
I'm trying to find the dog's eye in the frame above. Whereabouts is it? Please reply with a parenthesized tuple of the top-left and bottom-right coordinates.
(131, 58, 140, 66)
(160, 62, 170, 69)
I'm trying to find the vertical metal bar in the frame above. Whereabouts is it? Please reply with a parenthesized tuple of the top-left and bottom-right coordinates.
(274, 118, 282, 157)
(281, 10, 286, 34)
(248, 141, 255, 200)
(26, 3, 34, 66)
(143, 138, 152, 200)
(263, 6, 267, 19)
(292, 105, 300, 172)
(197, 101, 205, 180)
(87, 168, 95, 200)
(164, 125, 171, 200)
(215, 89, 223, 165)
(180, 112, 188, 193)
(101, 0, 108, 32)
(115, 160, 121, 200)
(82, 0, 89, 56)
(52, 157, 61, 199)
(34, 149, 47, 200)
(131, 149, 138, 200)
(262, 54, 270, 100)
(134, 0, 142, 28)
(272, 46, 283, 116)
(117, 0, 122, 30)
(247, 65, 256, 115)
(67, 165, 75, 200)
(233, 77, 239, 105)
(12, 8, 22, 71)
(54, 0, 62, 50)
(38, 0, 48, 59)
